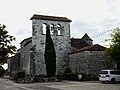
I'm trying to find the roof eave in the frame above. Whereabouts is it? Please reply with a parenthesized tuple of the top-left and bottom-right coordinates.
(30, 14, 72, 22)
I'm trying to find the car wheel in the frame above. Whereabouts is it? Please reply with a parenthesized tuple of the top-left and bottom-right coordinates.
(111, 78, 116, 84)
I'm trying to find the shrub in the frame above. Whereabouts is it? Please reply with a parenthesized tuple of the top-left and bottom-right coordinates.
(81, 74, 99, 81)
(12, 70, 25, 80)
(64, 73, 78, 80)
(0, 66, 5, 78)
(33, 75, 45, 82)
(63, 68, 78, 80)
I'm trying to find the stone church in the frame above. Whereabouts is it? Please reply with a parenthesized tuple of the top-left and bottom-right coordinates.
(8, 14, 112, 77)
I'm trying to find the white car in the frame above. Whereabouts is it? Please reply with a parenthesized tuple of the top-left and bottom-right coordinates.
(99, 69, 120, 83)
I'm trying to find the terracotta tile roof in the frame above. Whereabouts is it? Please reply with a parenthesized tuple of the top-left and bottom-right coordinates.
(30, 14, 72, 22)
(71, 38, 89, 49)
(69, 44, 105, 54)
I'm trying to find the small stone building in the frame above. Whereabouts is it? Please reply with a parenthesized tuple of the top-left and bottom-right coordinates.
(69, 44, 112, 77)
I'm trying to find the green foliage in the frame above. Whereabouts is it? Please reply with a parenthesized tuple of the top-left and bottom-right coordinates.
(63, 68, 78, 80)
(0, 24, 16, 64)
(64, 67, 72, 73)
(12, 70, 25, 80)
(81, 74, 98, 81)
(34, 75, 45, 82)
(105, 27, 120, 69)
(45, 25, 56, 78)
(64, 73, 78, 80)
(0, 65, 5, 77)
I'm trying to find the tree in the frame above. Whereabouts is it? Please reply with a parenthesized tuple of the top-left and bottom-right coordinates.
(0, 24, 16, 65)
(105, 27, 120, 69)
(0, 65, 5, 77)
(44, 25, 56, 78)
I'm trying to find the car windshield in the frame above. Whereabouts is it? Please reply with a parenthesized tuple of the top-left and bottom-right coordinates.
(100, 71, 108, 74)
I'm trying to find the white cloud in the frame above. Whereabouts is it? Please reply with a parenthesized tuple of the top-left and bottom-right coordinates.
(0, 0, 120, 48)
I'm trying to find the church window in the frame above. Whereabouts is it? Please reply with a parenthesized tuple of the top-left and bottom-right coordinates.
(57, 24, 62, 35)
(42, 23, 47, 34)
(50, 24, 54, 35)
(42, 23, 64, 36)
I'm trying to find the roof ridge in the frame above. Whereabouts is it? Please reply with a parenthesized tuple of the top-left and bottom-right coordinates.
(30, 14, 72, 22)
(81, 33, 93, 40)
(69, 44, 105, 54)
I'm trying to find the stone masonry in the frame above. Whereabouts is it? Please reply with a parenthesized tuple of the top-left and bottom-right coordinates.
(8, 14, 113, 79)
(30, 14, 72, 75)
(20, 37, 32, 74)
(69, 49, 112, 77)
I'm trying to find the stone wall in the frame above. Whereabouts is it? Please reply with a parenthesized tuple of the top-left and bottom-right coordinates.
(20, 38, 32, 74)
(8, 53, 20, 77)
(32, 19, 71, 75)
(69, 51, 112, 77)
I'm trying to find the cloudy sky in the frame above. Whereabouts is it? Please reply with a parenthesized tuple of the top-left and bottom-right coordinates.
(0, 0, 120, 49)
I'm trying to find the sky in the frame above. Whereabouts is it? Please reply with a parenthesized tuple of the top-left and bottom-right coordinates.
(1, 0, 120, 49)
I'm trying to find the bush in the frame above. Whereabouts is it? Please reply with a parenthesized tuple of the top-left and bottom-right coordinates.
(0, 66, 5, 78)
(81, 74, 99, 81)
(33, 75, 45, 82)
(62, 68, 78, 80)
(12, 70, 25, 80)
(64, 73, 78, 80)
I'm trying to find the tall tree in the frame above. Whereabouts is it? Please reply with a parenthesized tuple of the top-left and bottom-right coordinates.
(0, 24, 16, 65)
(44, 25, 56, 77)
(105, 27, 120, 69)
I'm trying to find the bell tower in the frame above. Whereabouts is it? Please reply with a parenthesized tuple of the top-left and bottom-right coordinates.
(30, 14, 72, 75)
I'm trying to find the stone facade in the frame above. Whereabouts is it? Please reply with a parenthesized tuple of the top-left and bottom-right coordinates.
(20, 37, 32, 74)
(8, 14, 113, 79)
(8, 52, 20, 77)
(71, 34, 93, 51)
(69, 47, 112, 77)
(30, 14, 72, 75)
(81, 34, 93, 45)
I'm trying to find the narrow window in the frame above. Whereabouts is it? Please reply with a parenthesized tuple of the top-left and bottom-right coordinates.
(42, 23, 47, 34)
(50, 24, 54, 35)
(57, 24, 61, 35)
